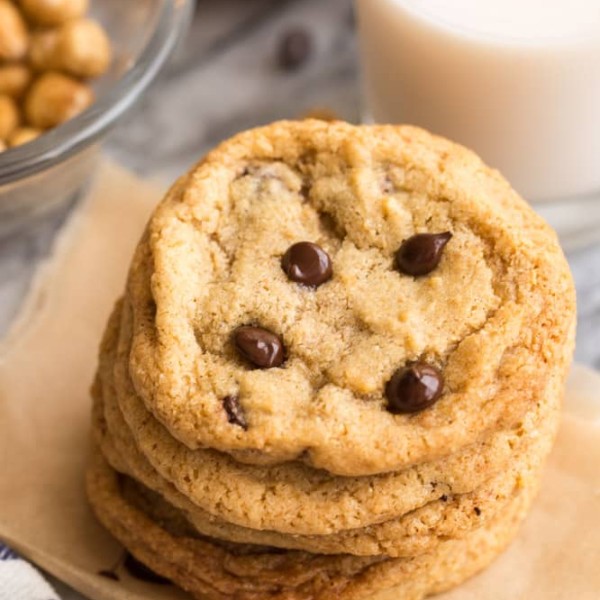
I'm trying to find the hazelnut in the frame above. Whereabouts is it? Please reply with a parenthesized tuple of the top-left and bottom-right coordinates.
(28, 19, 111, 79)
(19, 0, 89, 27)
(0, 0, 29, 62)
(9, 126, 41, 147)
(28, 29, 58, 72)
(0, 94, 21, 141)
(0, 64, 32, 99)
(54, 18, 112, 78)
(24, 72, 93, 129)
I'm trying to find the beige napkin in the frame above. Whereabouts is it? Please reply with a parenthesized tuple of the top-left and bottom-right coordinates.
(0, 160, 598, 600)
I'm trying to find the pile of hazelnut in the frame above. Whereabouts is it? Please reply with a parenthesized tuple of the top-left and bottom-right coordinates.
(0, 0, 111, 152)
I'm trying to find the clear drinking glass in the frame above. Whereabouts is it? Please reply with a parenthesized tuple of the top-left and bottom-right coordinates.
(355, 0, 600, 250)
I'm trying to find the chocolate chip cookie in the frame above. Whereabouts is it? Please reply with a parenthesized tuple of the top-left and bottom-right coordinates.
(122, 120, 574, 476)
(86, 120, 576, 600)
(86, 449, 538, 600)
(96, 299, 562, 538)
(95, 394, 555, 558)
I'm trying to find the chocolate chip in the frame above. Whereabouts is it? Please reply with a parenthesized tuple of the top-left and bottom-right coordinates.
(474, 507, 482, 516)
(234, 326, 285, 368)
(123, 553, 170, 584)
(222, 395, 248, 430)
(440, 495, 448, 502)
(281, 241, 333, 287)
(395, 232, 452, 276)
(347, 5, 356, 28)
(278, 28, 312, 71)
(385, 362, 444, 414)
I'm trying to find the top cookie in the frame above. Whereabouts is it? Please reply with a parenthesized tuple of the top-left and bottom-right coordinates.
(124, 120, 575, 476)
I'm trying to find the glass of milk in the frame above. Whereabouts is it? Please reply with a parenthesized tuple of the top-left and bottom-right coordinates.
(356, 0, 600, 204)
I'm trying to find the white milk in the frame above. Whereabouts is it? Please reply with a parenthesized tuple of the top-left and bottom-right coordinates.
(356, 0, 600, 202)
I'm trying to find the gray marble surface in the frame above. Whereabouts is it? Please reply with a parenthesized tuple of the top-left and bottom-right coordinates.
(0, 0, 599, 597)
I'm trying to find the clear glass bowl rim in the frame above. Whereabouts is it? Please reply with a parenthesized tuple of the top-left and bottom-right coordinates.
(0, 0, 193, 185)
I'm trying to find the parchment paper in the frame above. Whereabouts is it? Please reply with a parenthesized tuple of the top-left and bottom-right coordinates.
(0, 160, 598, 600)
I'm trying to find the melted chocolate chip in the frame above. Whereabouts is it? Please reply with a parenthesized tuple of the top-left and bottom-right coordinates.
(234, 326, 285, 369)
(281, 241, 333, 287)
(278, 28, 312, 71)
(123, 553, 170, 584)
(474, 507, 482, 516)
(222, 395, 248, 430)
(395, 232, 452, 276)
(385, 362, 444, 414)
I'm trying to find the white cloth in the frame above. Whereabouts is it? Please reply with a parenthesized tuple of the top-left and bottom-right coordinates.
(0, 543, 59, 600)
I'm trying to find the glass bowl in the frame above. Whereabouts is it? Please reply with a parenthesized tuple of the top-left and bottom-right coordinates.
(0, 0, 194, 237)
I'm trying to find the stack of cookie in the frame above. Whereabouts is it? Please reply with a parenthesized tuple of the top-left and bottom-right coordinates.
(87, 121, 576, 600)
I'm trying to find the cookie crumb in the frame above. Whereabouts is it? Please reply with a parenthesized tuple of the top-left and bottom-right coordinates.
(300, 107, 340, 122)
